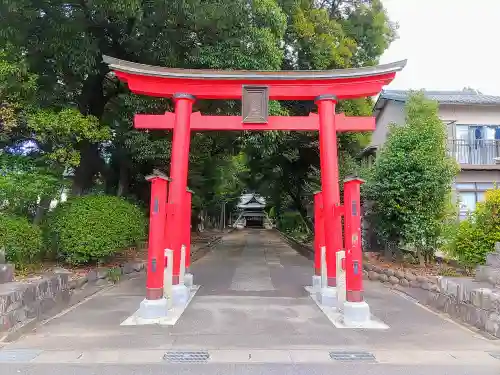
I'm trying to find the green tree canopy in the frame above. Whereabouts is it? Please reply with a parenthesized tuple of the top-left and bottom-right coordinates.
(364, 92, 459, 263)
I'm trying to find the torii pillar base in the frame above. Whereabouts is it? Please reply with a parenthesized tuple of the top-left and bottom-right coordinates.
(138, 298, 169, 319)
(184, 273, 194, 288)
(343, 301, 371, 327)
(171, 284, 190, 307)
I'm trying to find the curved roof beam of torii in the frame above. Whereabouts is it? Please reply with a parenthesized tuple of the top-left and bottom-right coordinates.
(103, 56, 407, 101)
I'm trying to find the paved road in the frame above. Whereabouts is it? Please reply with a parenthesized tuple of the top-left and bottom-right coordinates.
(0, 230, 499, 374)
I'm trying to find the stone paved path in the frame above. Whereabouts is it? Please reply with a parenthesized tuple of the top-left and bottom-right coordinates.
(1, 229, 499, 370)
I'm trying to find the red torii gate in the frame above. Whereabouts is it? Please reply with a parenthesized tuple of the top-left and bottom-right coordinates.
(103, 56, 405, 321)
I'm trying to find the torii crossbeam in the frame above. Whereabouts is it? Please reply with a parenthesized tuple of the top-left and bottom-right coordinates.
(135, 112, 375, 132)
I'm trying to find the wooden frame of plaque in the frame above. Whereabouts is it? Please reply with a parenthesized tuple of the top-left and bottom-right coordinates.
(242, 85, 269, 123)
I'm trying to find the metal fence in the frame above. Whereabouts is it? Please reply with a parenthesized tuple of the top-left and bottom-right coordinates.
(448, 139, 500, 165)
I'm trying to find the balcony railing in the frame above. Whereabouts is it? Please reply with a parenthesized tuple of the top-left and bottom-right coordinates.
(448, 139, 500, 165)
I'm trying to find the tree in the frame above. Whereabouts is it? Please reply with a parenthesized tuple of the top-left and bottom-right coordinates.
(364, 92, 459, 264)
(0, 0, 287, 195)
(242, 0, 396, 231)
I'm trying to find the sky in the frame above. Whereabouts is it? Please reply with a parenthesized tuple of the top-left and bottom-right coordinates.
(380, 0, 500, 95)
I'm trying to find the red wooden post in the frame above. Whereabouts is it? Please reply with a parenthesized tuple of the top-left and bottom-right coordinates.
(145, 171, 169, 300)
(316, 95, 343, 287)
(313, 192, 325, 275)
(166, 93, 195, 285)
(185, 189, 193, 270)
(344, 177, 364, 302)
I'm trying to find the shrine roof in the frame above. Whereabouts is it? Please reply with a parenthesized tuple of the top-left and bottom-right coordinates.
(103, 56, 406, 81)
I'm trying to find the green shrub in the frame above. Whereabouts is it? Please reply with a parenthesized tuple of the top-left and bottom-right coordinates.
(47, 195, 147, 265)
(0, 214, 43, 264)
(450, 188, 500, 267)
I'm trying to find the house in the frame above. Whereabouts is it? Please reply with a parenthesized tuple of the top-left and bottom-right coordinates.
(364, 89, 500, 219)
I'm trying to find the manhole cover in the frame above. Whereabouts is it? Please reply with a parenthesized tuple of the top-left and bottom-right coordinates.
(489, 352, 500, 360)
(163, 351, 210, 363)
(0, 349, 42, 363)
(330, 351, 376, 362)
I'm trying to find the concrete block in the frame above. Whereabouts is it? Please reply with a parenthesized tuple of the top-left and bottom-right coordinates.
(0, 264, 14, 284)
(312, 275, 321, 291)
(320, 287, 337, 308)
(343, 301, 371, 327)
(171, 284, 189, 307)
(486, 253, 500, 268)
(485, 313, 500, 338)
(137, 298, 168, 319)
(470, 288, 485, 308)
(184, 273, 194, 288)
(495, 242, 500, 254)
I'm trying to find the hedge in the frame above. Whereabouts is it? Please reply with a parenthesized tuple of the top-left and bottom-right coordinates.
(0, 214, 43, 264)
(47, 195, 147, 265)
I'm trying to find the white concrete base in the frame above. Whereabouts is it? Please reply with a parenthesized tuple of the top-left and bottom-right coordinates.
(343, 301, 371, 328)
(172, 284, 190, 306)
(137, 298, 168, 319)
(121, 285, 200, 326)
(304, 286, 389, 330)
(319, 287, 337, 308)
(312, 275, 321, 292)
(184, 273, 194, 288)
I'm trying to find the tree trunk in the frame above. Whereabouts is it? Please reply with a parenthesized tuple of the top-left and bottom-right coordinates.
(117, 162, 129, 197)
(71, 143, 102, 196)
(33, 196, 52, 225)
(290, 192, 313, 232)
(384, 241, 393, 261)
(416, 248, 425, 266)
(72, 71, 107, 195)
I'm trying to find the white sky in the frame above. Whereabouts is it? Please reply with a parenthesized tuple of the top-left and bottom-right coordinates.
(380, 0, 500, 95)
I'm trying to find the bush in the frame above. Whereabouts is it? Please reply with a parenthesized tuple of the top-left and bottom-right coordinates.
(47, 195, 147, 265)
(450, 188, 500, 267)
(0, 214, 43, 264)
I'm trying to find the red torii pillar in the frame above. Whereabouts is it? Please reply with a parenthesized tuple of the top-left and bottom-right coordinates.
(184, 189, 194, 287)
(313, 191, 325, 277)
(343, 176, 371, 325)
(139, 171, 169, 318)
(316, 95, 343, 289)
(166, 94, 194, 284)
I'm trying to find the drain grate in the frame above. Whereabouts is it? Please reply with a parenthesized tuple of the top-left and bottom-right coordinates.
(0, 349, 42, 363)
(330, 351, 376, 362)
(489, 352, 500, 360)
(163, 351, 210, 363)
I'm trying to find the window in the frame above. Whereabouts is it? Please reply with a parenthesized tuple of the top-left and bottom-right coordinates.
(456, 181, 498, 219)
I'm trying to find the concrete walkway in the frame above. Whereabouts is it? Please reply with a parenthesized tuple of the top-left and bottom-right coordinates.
(1, 230, 499, 372)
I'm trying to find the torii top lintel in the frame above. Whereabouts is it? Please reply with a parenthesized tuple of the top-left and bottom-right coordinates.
(103, 56, 406, 100)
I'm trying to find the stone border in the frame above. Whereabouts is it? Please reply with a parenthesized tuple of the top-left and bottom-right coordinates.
(426, 278, 500, 338)
(278, 230, 439, 292)
(363, 263, 439, 291)
(0, 233, 223, 344)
